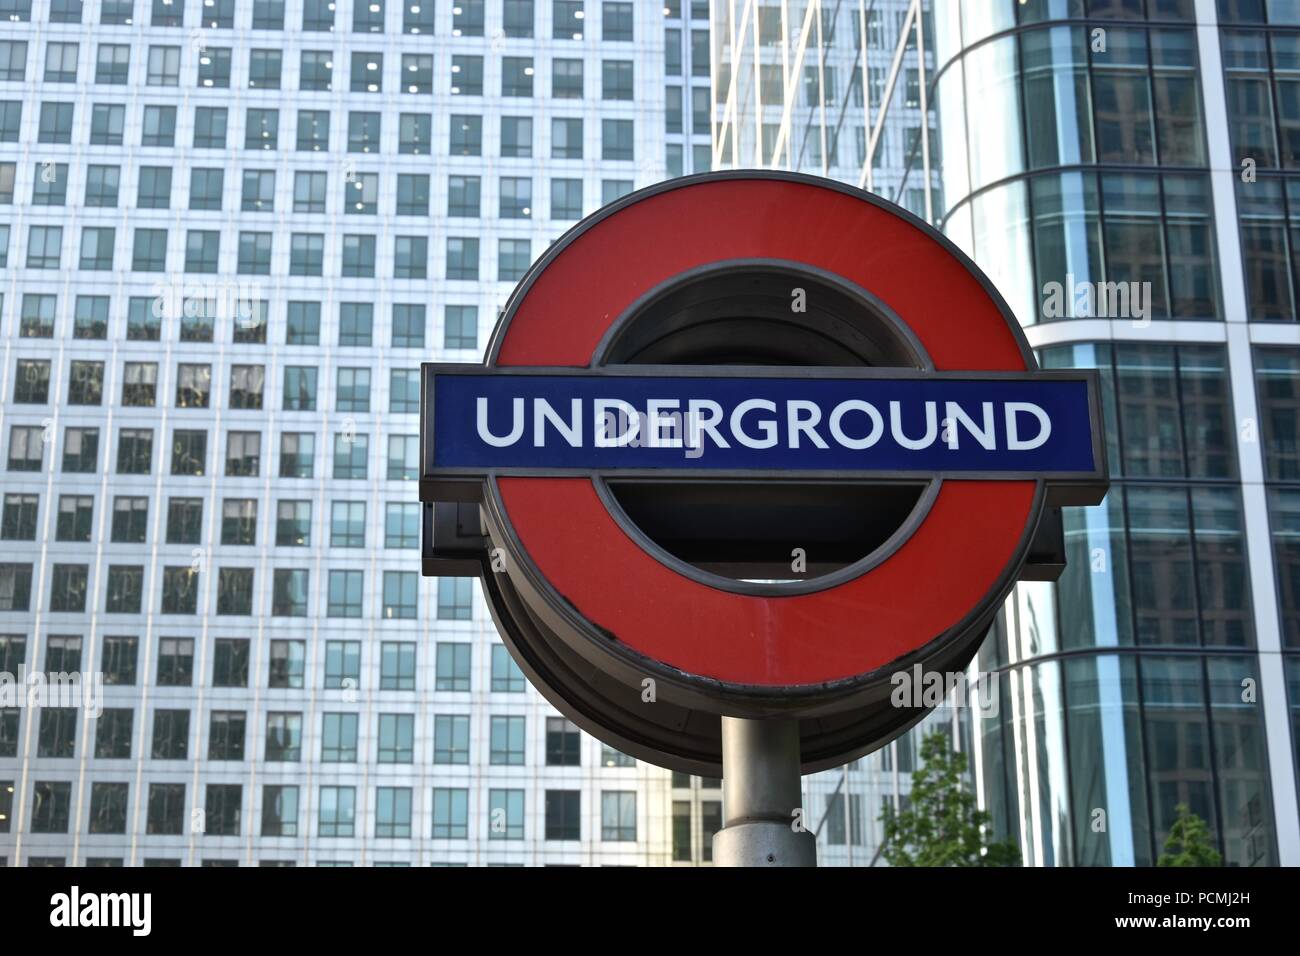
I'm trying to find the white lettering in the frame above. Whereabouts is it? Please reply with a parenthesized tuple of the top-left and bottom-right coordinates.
(944, 401, 996, 450)
(889, 400, 938, 450)
(731, 399, 778, 449)
(1006, 402, 1052, 450)
(828, 400, 883, 450)
(476, 396, 525, 447)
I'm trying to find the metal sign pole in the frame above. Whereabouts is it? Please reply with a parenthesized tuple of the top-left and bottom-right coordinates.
(713, 717, 817, 867)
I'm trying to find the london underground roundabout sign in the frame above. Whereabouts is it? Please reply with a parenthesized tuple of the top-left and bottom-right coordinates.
(419, 172, 1108, 785)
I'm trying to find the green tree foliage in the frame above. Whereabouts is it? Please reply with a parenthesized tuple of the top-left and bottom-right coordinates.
(1157, 804, 1222, 867)
(879, 731, 1020, 867)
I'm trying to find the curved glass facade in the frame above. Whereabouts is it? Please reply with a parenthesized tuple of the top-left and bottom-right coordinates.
(934, 0, 1300, 866)
(933, 3, 1219, 325)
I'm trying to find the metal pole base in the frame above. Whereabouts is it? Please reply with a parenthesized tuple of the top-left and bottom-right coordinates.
(713, 821, 817, 867)
(713, 717, 817, 867)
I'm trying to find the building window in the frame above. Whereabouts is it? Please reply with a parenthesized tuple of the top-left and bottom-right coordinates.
(110, 497, 148, 544)
(212, 639, 250, 688)
(303, 0, 334, 30)
(265, 713, 302, 761)
(601, 791, 636, 841)
(26, 225, 62, 269)
(146, 783, 185, 835)
(49, 564, 88, 612)
(297, 110, 330, 151)
(344, 169, 378, 215)
(554, 0, 584, 40)
(452, 0, 484, 35)
(491, 645, 525, 692)
(377, 714, 414, 763)
(341, 234, 376, 276)
(216, 567, 254, 615)
(385, 502, 420, 549)
(375, 787, 412, 838)
(171, 429, 207, 476)
(396, 174, 429, 216)
(433, 714, 470, 764)
(602, 60, 633, 100)
(327, 569, 364, 617)
(330, 501, 365, 547)
(268, 640, 305, 689)
(31, 782, 73, 833)
(151, 710, 189, 760)
(446, 237, 479, 280)
(379, 642, 416, 690)
(336, 368, 371, 412)
(160, 566, 198, 614)
(399, 112, 431, 153)
(394, 236, 427, 278)
(206, 785, 242, 836)
(387, 435, 417, 481)
(229, 367, 265, 411)
(286, 301, 321, 344)
(332, 433, 368, 479)
(94, 709, 132, 759)
(602, 744, 635, 767)
(288, 233, 324, 275)
(499, 238, 531, 282)
(9, 425, 45, 469)
(104, 565, 144, 613)
(262, 785, 299, 837)
(437, 578, 473, 620)
(444, 305, 478, 350)
(432, 788, 469, 839)
(63, 428, 98, 473)
(672, 801, 692, 860)
(546, 717, 581, 766)
(1, 494, 38, 541)
(502, 116, 532, 157)
(350, 51, 382, 92)
(490, 715, 525, 765)
(208, 712, 247, 761)
(552, 116, 582, 159)
(165, 498, 202, 545)
(602, 118, 634, 160)
(68, 361, 104, 405)
(603, 2, 632, 41)
(450, 114, 482, 155)
(488, 789, 524, 840)
(37, 708, 77, 758)
(435, 642, 471, 691)
(546, 791, 580, 841)
(86, 165, 120, 207)
(321, 713, 358, 761)
(117, 429, 153, 475)
(382, 571, 418, 619)
(403, 0, 433, 32)
(157, 638, 194, 687)
(275, 500, 311, 547)
(193, 106, 227, 148)
(318, 786, 355, 837)
(0, 565, 33, 612)
(280, 433, 314, 479)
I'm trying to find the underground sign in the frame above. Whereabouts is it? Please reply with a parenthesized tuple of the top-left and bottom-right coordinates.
(420, 172, 1108, 774)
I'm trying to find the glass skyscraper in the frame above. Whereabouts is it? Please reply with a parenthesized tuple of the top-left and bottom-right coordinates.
(930, 0, 1300, 868)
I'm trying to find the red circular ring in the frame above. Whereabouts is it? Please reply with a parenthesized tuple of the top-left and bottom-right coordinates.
(491, 176, 1036, 688)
